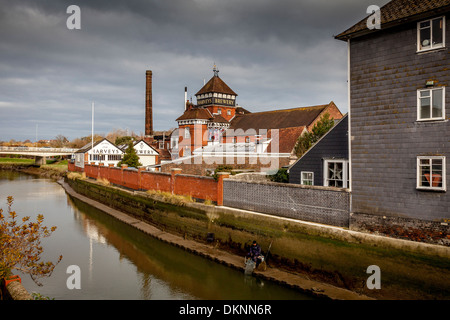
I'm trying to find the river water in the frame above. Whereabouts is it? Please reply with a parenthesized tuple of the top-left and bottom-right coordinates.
(0, 171, 312, 300)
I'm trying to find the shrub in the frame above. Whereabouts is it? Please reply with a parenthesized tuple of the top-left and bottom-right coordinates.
(268, 168, 289, 183)
(0, 196, 62, 286)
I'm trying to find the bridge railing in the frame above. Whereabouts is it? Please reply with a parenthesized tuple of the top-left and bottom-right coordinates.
(0, 146, 78, 153)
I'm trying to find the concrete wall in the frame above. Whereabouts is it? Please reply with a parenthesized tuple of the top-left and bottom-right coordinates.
(223, 179, 350, 227)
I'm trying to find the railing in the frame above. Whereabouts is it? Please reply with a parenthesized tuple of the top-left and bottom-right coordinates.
(0, 146, 77, 153)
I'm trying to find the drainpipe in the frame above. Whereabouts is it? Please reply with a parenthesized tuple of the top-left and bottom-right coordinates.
(347, 39, 353, 215)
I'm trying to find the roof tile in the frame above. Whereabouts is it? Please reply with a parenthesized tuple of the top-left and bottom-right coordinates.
(335, 0, 450, 40)
(195, 75, 237, 96)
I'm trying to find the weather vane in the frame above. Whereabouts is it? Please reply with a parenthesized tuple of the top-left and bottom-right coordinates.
(213, 64, 219, 77)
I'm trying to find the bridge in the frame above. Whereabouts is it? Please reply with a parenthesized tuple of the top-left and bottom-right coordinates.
(0, 146, 78, 165)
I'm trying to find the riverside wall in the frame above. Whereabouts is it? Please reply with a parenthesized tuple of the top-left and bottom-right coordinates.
(68, 162, 449, 245)
(63, 177, 450, 300)
(71, 162, 224, 204)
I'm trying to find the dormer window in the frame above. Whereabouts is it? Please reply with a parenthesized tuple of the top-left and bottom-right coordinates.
(418, 16, 445, 52)
(217, 109, 222, 114)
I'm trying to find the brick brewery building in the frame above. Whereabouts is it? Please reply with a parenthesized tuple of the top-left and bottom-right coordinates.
(163, 65, 343, 174)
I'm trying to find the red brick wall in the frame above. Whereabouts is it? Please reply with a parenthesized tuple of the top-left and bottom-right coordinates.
(108, 167, 123, 186)
(69, 163, 220, 202)
(307, 102, 343, 132)
(206, 105, 235, 121)
(174, 174, 217, 202)
(122, 168, 140, 190)
(68, 161, 83, 172)
(140, 170, 172, 193)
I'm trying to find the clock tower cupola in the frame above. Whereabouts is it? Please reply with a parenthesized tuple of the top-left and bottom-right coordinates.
(195, 65, 238, 121)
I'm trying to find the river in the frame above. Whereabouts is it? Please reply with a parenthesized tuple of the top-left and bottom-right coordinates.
(0, 171, 312, 300)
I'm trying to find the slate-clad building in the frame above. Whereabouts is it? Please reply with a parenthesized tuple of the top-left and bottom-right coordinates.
(335, 0, 450, 232)
(289, 115, 348, 187)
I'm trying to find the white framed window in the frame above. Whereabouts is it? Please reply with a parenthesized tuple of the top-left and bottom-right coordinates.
(417, 87, 445, 121)
(417, 16, 445, 52)
(217, 109, 222, 115)
(324, 160, 349, 188)
(184, 128, 190, 139)
(301, 172, 314, 186)
(417, 156, 446, 191)
(90, 154, 105, 161)
(227, 109, 231, 116)
(108, 154, 122, 161)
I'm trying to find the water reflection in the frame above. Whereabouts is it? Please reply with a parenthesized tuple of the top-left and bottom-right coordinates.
(0, 171, 312, 300)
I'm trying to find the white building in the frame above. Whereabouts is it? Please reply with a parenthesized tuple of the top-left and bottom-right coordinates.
(125, 139, 159, 167)
(74, 138, 124, 169)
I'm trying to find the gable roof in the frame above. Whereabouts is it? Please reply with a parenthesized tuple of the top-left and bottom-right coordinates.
(195, 75, 237, 96)
(267, 126, 307, 154)
(335, 0, 450, 40)
(124, 139, 160, 154)
(289, 114, 349, 168)
(235, 106, 251, 115)
(229, 102, 337, 131)
(176, 107, 213, 121)
(210, 114, 229, 123)
(75, 138, 119, 154)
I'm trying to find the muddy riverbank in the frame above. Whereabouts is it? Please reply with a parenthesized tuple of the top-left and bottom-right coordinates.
(0, 163, 67, 179)
(62, 176, 450, 300)
(58, 178, 370, 300)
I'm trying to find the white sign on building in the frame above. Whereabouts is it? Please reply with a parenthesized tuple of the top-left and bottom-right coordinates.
(131, 140, 159, 166)
(75, 139, 124, 168)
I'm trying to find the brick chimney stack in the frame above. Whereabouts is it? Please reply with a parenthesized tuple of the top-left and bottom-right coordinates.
(145, 70, 153, 137)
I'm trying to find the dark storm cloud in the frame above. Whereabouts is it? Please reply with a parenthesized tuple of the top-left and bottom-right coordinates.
(0, 0, 389, 141)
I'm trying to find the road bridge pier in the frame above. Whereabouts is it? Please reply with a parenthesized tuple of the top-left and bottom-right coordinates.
(34, 156, 46, 165)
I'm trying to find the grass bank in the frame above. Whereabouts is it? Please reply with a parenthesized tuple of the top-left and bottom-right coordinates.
(0, 158, 68, 179)
(66, 175, 450, 300)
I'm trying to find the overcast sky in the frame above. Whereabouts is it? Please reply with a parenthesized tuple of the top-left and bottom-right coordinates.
(0, 0, 390, 142)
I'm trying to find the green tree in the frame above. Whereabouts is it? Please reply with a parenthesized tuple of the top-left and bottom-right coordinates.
(211, 165, 235, 181)
(0, 196, 62, 286)
(294, 113, 335, 157)
(118, 142, 142, 168)
(268, 168, 289, 183)
(115, 135, 134, 146)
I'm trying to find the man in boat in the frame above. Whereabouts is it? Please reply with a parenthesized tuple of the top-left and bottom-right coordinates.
(247, 241, 262, 268)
